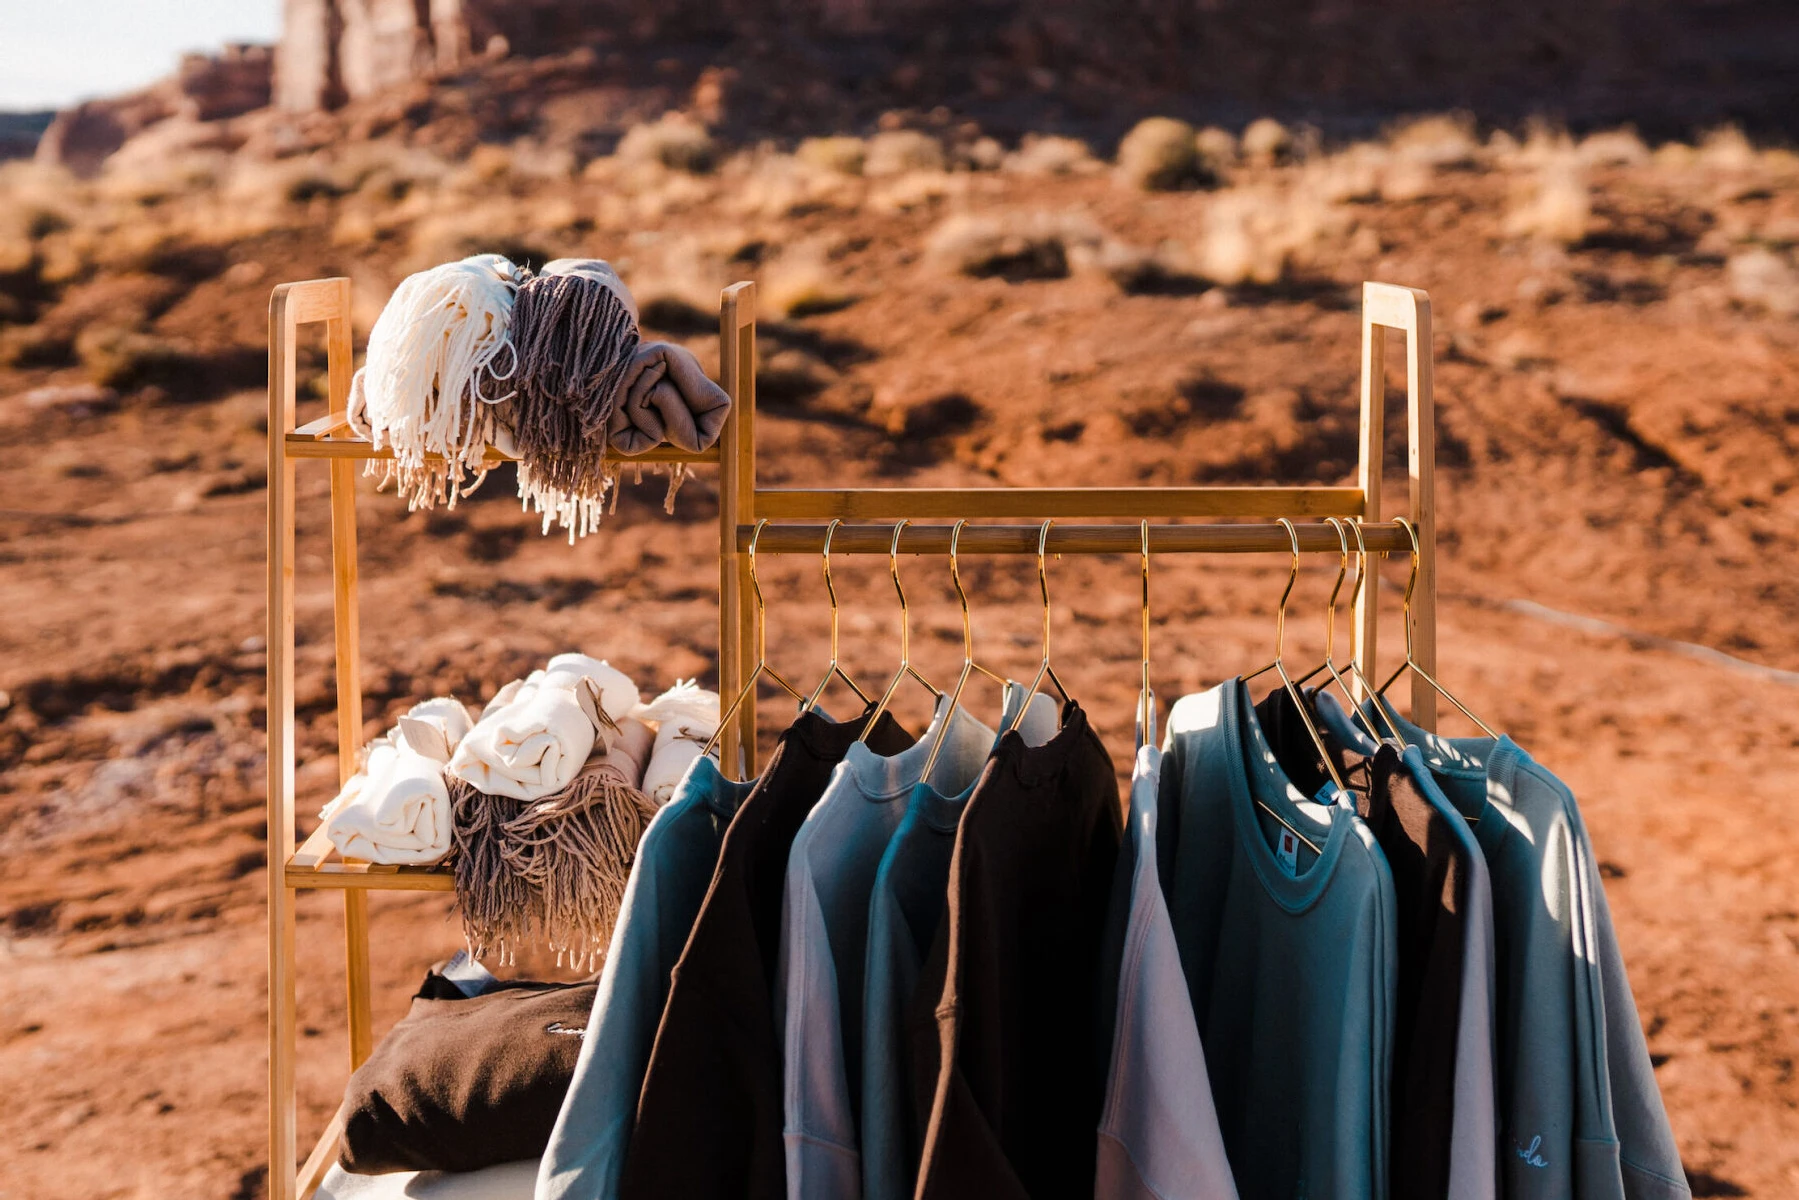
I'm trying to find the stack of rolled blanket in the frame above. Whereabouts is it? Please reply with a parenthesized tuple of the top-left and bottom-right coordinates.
(445, 658, 722, 970)
(314, 658, 722, 971)
(319, 698, 474, 866)
(347, 255, 732, 540)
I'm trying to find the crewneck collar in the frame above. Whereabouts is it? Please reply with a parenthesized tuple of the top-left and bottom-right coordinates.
(1223, 679, 1347, 913)
(841, 694, 996, 801)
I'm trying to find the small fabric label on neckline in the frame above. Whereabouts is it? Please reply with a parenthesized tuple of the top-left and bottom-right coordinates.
(1276, 827, 1300, 875)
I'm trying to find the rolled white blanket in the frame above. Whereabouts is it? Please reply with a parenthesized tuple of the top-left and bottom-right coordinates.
(319, 697, 473, 865)
(450, 654, 640, 801)
(635, 680, 721, 804)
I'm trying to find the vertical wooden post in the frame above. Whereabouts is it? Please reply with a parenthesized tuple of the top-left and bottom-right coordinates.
(266, 288, 301, 1200)
(1358, 283, 1437, 731)
(323, 279, 374, 1071)
(1403, 292, 1438, 733)
(1353, 289, 1385, 700)
(717, 282, 759, 773)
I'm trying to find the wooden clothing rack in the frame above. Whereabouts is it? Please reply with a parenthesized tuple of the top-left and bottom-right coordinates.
(264, 277, 1442, 1199)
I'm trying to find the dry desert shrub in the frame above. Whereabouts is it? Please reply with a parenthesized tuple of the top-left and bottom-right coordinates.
(1506, 161, 1591, 245)
(867, 168, 965, 214)
(1240, 118, 1293, 165)
(1699, 125, 1757, 171)
(1384, 114, 1481, 169)
(1195, 127, 1238, 172)
(725, 149, 863, 219)
(1003, 134, 1101, 177)
(1091, 238, 1204, 294)
(796, 136, 867, 176)
(1196, 185, 1337, 286)
(1116, 117, 1207, 191)
(616, 113, 717, 173)
(1727, 248, 1799, 316)
(75, 325, 195, 391)
(1578, 128, 1651, 167)
(924, 210, 1104, 280)
(621, 232, 738, 328)
(759, 240, 857, 318)
(863, 130, 946, 177)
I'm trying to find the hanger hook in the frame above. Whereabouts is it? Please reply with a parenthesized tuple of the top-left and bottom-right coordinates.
(1037, 519, 1055, 653)
(889, 519, 912, 658)
(748, 518, 773, 659)
(1393, 515, 1422, 661)
(949, 519, 974, 657)
(1322, 517, 1350, 662)
(1273, 517, 1301, 663)
(821, 518, 844, 612)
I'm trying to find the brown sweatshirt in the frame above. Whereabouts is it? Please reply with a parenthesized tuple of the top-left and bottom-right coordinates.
(909, 702, 1122, 1200)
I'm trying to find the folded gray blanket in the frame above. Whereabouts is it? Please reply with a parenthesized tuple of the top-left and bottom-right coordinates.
(606, 341, 733, 455)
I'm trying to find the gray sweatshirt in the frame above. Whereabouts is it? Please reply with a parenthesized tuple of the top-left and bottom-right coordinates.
(1096, 743, 1239, 1199)
(1361, 698, 1689, 1200)
(778, 694, 1008, 1200)
(1314, 690, 1500, 1200)
(1159, 681, 1397, 1200)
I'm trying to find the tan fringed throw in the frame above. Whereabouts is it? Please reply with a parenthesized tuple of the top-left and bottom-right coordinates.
(451, 717, 658, 971)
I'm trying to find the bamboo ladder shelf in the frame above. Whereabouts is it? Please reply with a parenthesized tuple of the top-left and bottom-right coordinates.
(265, 276, 1443, 1200)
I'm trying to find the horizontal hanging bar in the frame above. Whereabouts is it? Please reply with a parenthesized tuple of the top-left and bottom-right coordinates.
(285, 424, 720, 465)
(755, 486, 1365, 521)
(736, 521, 1409, 556)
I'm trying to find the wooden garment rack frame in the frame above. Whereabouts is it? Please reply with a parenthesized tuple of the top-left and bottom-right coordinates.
(265, 276, 1441, 1199)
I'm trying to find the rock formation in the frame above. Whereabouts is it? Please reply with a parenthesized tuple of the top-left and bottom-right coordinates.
(35, 45, 271, 175)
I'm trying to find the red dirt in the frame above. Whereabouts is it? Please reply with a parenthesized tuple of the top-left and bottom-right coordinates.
(2, 127, 1798, 1199)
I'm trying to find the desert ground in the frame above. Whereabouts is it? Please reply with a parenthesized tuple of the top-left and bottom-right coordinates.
(1, 111, 1798, 1198)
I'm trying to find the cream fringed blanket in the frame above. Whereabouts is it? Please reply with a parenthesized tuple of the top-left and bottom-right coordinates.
(319, 698, 473, 865)
(347, 254, 525, 511)
(452, 717, 658, 970)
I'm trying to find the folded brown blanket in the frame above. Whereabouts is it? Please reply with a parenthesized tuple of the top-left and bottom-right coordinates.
(338, 969, 596, 1175)
(606, 341, 733, 455)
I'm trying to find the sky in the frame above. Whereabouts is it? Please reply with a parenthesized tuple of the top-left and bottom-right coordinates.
(0, 2, 281, 111)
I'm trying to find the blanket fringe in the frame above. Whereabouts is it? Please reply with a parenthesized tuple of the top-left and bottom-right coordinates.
(450, 764, 659, 972)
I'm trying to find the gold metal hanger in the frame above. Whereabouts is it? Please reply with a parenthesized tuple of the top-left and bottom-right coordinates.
(858, 519, 944, 742)
(1006, 520, 1071, 734)
(1342, 518, 1407, 743)
(1293, 517, 1389, 745)
(920, 520, 1010, 785)
(1377, 516, 1499, 738)
(803, 519, 873, 714)
(700, 518, 807, 778)
(1137, 519, 1158, 750)
(1238, 519, 1349, 854)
